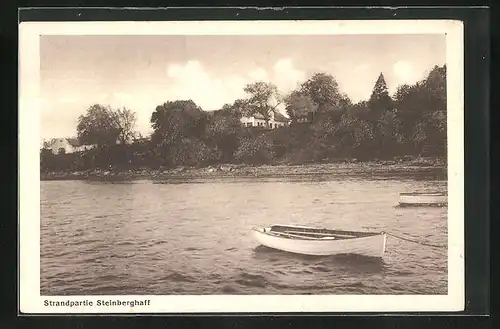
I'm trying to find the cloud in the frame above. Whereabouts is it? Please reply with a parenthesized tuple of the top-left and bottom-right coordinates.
(97, 93, 109, 102)
(58, 95, 79, 103)
(113, 92, 132, 103)
(165, 60, 248, 110)
(392, 61, 415, 83)
(272, 58, 306, 93)
(45, 58, 306, 138)
(353, 64, 370, 73)
(160, 59, 310, 120)
(163, 58, 307, 114)
(247, 67, 268, 82)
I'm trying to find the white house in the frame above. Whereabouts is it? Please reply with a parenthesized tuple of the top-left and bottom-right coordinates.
(45, 138, 96, 155)
(240, 110, 290, 128)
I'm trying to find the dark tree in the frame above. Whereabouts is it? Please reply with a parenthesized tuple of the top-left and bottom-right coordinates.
(150, 100, 207, 147)
(368, 73, 394, 115)
(41, 63, 448, 174)
(149, 100, 209, 166)
(205, 108, 244, 162)
(284, 90, 317, 123)
(77, 104, 121, 147)
(393, 65, 447, 156)
(299, 73, 344, 113)
(114, 108, 137, 144)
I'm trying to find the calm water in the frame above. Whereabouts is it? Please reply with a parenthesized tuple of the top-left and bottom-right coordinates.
(41, 174, 448, 295)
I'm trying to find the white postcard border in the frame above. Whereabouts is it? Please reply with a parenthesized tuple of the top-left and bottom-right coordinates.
(19, 19, 464, 314)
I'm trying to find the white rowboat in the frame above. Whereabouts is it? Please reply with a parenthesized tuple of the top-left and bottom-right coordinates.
(252, 224, 387, 258)
(399, 192, 447, 207)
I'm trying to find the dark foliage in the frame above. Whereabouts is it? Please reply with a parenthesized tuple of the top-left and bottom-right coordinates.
(41, 65, 447, 172)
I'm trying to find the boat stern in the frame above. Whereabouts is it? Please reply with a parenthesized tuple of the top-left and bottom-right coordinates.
(398, 192, 448, 207)
(381, 232, 387, 256)
(251, 227, 270, 242)
(252, 227, 269, 234)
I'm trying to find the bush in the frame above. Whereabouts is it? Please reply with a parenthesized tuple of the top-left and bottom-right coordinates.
(234, 136, 275, 165)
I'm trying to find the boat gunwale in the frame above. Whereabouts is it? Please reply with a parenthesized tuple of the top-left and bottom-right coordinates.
(252, 225, 384, 241)
(398, 202, 447, 207)
(266, 231, 335, 241)
(399, 192, 447, 196)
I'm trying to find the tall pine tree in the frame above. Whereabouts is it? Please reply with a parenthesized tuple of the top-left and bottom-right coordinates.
(368, 73, 394, 115)
(367, 73, 398, 158)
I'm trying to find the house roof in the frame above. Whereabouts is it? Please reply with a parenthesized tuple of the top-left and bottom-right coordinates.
(65, 138, 82, 147)
(245, 111, 290, 122)
(273, 111, 289, 122)
(252, 113, 266, 120)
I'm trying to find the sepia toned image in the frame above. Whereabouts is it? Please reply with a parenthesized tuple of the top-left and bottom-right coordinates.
(19, 20, 464, 313)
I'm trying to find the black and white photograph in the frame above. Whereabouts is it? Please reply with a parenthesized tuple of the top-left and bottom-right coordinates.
(19, 20, 464, 313)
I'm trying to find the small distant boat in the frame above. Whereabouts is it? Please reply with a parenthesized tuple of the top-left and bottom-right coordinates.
(399, 192, 447, 207)
(252, 224, 387, 258)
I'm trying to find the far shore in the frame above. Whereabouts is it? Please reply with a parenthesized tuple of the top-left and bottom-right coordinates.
(40, 157, 447, 182)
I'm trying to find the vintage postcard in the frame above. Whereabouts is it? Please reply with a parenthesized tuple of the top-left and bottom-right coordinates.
(19, 19, 464, 313)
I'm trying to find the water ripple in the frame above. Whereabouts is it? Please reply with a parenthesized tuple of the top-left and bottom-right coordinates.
(41, 178, 447, 295)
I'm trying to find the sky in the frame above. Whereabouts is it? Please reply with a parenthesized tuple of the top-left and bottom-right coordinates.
(39, 34, 446, 139)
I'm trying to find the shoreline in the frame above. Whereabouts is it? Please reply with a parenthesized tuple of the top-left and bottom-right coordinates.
(40, 158, 447, 182)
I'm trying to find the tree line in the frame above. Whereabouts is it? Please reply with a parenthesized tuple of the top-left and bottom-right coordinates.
(40, 64, 447, 172)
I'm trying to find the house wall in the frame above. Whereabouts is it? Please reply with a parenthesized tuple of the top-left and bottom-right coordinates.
(270, 120, 287, 128)
(240, 116, 256, 127)
(73, 145, 96, 152)
(240, 116, 288, 128)
(50, 139, 74, 154)
(47, 139, 96, 154)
